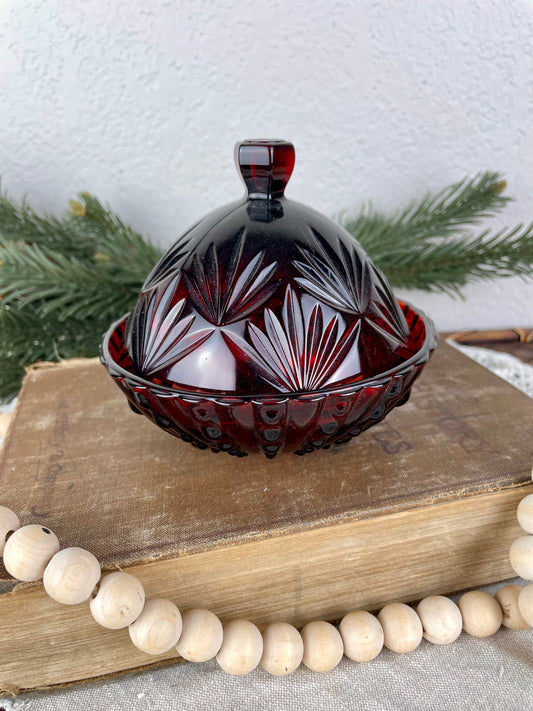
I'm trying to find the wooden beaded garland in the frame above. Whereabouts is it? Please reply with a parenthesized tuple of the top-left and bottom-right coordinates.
(0, 505, 20, 555)
(90, 571, 145, 629)
(517, 583, 533, 627)
(494, 585, 530, 630)
(517, 493, 533, 534)
(509, 535, 533, 580)
(128, 598, 182, 655)
(338, 610, 384, 662)
(457, 591, 502, 638)
(1, 484, 533, 678)
(261, 622, 304, 676)
(176, 608, 224, 662)
(377, 602, 423, 654)
(216, 620, 263, 675)
(416, 595, 463, 645)
(43, 547, 101, 605)
(3, 524, 60, 581)
(300, 620, 344, 672)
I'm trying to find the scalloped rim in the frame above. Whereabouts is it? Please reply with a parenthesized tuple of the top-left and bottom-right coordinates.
(100, 302, 437, 403)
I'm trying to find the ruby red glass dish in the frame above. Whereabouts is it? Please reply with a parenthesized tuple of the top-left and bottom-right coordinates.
(100, 140, 436, 457)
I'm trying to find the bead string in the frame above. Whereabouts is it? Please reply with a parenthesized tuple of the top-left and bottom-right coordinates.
(1, 481, 533, 677)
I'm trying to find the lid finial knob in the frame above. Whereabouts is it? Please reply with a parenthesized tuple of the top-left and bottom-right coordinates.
(235, 139, 295, 200)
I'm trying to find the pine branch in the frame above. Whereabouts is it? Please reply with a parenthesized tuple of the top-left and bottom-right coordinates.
(0, 186, 162, 267)
(380, 224, 533, 293)
(75, 193, 163, 270)
(341, 171, 533, 292)
(0, 191, 163, 401)
(0, 241, 149, 321)
(0, 186, 93, 257)
(342, 172, 511, 259)
(0, 304, 108, 401)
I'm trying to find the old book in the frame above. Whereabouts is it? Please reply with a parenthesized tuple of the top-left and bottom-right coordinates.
(0, 340, 532, 693)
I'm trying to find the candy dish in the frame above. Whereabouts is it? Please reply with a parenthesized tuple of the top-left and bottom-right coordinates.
(100, 139, 436, 457)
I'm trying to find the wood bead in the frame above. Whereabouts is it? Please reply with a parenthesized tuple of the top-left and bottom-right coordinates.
(300, 621, 344, 672)
(458, 591, 502, 637)
(416, 595, 463, 644)
(339, 610, 384, 662)
(176, 608, 223, 662)
(128, 598, 182, 655)
(517, 494, 533, 534)
(90, 571, 145, 629)
(509, 535, 533, 580)
(216, 620, 263, 675)
(0, 506, 20, 555)
(494, 585, 530, 630)
(377, 603, 423, 654)
(261, 622, 303, 676)
(3, 524, 60, 581)
(517, 583, 533, 627)
(43, 547, 101, 605)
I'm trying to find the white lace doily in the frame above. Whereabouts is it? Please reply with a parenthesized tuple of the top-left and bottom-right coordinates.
(448, 341, 533, 399)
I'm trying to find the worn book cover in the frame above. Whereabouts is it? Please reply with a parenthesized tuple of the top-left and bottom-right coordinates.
(0, 339, 532, 691)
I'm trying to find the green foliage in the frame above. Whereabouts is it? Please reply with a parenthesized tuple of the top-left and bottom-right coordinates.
(0, 192, 162, 401)
(0, 172, 532, 402)
(341, 172, 533, 293)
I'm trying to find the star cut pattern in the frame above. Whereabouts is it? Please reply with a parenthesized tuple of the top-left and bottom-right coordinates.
(142, 235, 192, 291)
(128, 275, 213, 377)
(183, 229, 279, 326)
(294, 228, 409, 350)
(224, 285, 361, 392)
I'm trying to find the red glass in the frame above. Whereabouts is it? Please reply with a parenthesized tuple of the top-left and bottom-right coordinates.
(236, 139, 295, 198)
(101, 139, 436, 457)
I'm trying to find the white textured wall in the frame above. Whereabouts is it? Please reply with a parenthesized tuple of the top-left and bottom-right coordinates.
(1, 0, 532, 330)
